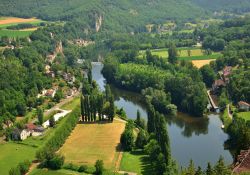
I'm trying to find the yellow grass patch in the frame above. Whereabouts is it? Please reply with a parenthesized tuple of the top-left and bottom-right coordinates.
(0, 17, 37, 25)
(59, 119, 125, 169)
(192, 59, 214, 68)
(19, 27, 38, 31)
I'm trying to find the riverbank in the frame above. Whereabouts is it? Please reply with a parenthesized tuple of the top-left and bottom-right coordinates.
(92, 63, 233, 168)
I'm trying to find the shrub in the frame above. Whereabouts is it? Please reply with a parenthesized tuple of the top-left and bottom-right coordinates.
(78, 165, 88, 172)
(9, 160, 31, 175)
(47, 154, 65, 170)
(95, 160, 104, 175)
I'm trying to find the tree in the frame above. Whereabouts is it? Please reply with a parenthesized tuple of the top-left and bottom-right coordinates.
(49, 116, 55, 127)
(135, 110, 145, 129)
(144, 139, 161, 162)
(135, 129, 148, 149)
(200, 65, 216, 87)
(187, 160, 196, 175)
(47, 154, 65, 170)
(108, 95, 115, 121)
(95, 160, 104, 175)
(156, 153, 167, 175)
(195, 166, 203, 175)
(18, 160, 31, 175)
(214, 156, 231, 175)
(37, 108, 44, 125)
(218, 90, 228, 109)
(54, 89, 64, 103)
(168, 43, 177, 64)
(9, 167, 21, 175)
(206, 162, 215, 175)
(120, 129, 134, 151)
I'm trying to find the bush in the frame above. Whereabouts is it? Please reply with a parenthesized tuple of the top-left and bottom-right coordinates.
(120, 121, 135, 151)
(95, 160, 104, 175)
(9, 160, 31, 175)
(135, 129, 148, 149)
(47, 154, 65, 170)
(78, 165, 88, 172)
(9, 167, 21, 175)
(18, 160, 31, 175)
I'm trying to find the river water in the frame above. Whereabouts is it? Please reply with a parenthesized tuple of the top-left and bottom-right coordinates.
(92, 63, 233, 168)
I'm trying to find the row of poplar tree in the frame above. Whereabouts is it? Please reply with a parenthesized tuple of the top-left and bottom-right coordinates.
(80, 68, 115, 122)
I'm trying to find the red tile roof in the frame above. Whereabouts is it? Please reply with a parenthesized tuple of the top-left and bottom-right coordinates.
(238, 101, 250, 107)
(25, 123, 37, 130)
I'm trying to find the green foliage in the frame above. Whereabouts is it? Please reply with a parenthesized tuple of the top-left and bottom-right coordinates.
(168, 43, 178, 64)
(214, 156, 231, 175)
(200, 65, 216, 87)
(135, 110, 145, 129)
(135, 129, 148, 149)
(120, 121, 135, 151)
(37, 108, 44, 125)
(228, 68, 250, 103)
(47, 154, 65, 170)
(227, 116, 250, 152)
(49, 116, 56, 127)
(9, 160, 31, 175)
(95, 160, 104, 175)
(0, 0, 209, 32)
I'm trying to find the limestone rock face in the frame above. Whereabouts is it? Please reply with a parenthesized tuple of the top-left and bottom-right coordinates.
(95, 14, 103, 32)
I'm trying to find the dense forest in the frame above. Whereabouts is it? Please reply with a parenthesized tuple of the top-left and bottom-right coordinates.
(0, 0, 207, 32)
(191, 0, 250, 13)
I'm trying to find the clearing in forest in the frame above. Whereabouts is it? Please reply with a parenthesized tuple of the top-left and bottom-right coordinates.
(192, 59, 214, 68)
(0, 17, 38, 25)
(59, 119, 126, 169)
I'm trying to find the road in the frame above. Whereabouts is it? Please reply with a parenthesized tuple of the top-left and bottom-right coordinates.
(32, 92, 80, 123)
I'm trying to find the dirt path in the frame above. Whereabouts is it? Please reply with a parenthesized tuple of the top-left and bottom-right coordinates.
(26, 162, 39, 175)
(32, 92, 79, 123)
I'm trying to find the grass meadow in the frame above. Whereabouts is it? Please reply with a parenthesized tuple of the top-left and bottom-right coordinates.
(120, 150, 154, 175)
(59, 119, 125, 170)
(238, 112, 250, 122)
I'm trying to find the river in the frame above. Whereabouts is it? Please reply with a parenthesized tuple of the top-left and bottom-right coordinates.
(92, 63, 233, 169)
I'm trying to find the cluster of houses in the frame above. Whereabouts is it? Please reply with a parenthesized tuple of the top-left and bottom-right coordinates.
(211, 66, 250, 112)
(12, 123, 45, 141)
(37, 88, 57, 98)
(11, 109, 71, 141)
(63, 72, 76, 85)
(212, 66, 232, 94)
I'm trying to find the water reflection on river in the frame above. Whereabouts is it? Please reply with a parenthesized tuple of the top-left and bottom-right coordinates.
(92, 63, 233, 168)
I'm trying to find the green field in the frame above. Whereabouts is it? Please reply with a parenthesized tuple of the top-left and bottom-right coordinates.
(30, 168, 120, 175)
(139, 48, 222, 61)
(120, 150, 153, 175)
(61, 96, 80, 110)
(30, 169, 88, 175)
(238, 112, 250, 121)
(0, 114, 71, 175)
(0, 29, 33, 38)
(0, 142, 37, 175)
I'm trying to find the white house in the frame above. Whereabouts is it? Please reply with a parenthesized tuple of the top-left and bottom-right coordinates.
(238, 101, 250, 111)
(20, 129, 31, 140)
